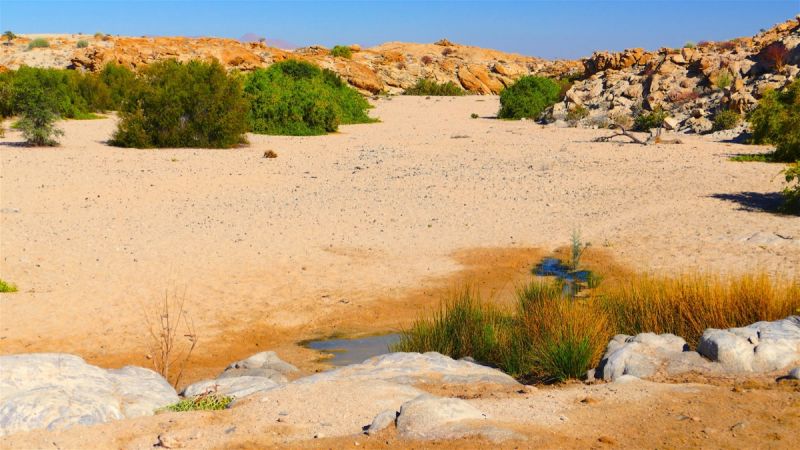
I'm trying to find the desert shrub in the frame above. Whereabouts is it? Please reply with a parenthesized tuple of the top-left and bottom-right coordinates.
(421, 55, 433, 65)
(668, 89, 700, 104)
(441, 47, 455, 56)
(713, 109, 740, 131)
(162, 394, 232, 412)
(781, 162, 800, 214)
(0, 278, 17, 293)
(27, 38, 49, 49)
(14, 83, 64, 146)
(498, 76, 561, 120)
(0, 72, 14, 117)
(747, 78, 800, 162)
(112, 59, 249, 148)
(761, 42, 788, 71)
(98, 63, 137, 109)
(245, 60, 373, 136)
(330, 45, 352, 59)
(93, 32, 104, 39)
(597, 273, 799, 346)
(2, 31, 16, 44)
(470, 113, 479, 119)
(566, 105, 589, 123)
(633, 107, 668, 131)
(403, 79, 464, 96)
(8, 67, 104, 118)
(683, 41, 696, 49)
(76, 40, 89, 49)
(714, 69, 733, 89)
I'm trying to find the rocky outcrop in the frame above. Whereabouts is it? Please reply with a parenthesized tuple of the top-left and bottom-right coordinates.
(396, 395, 521, 442)
(0, 353, 177, 436)
(697, 316, 800, 373)
(554, 16, 800, 132)
(181, 351, 296, 398)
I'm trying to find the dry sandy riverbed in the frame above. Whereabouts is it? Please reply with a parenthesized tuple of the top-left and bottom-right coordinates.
(1, 96, 798, 383)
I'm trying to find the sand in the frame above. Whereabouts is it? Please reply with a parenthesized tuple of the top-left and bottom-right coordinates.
(1, 96, 798, 383)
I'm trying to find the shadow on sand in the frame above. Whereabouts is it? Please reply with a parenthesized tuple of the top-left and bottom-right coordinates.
(710, 191, 785, 213)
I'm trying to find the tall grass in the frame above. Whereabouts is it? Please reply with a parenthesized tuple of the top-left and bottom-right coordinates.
(395, 270, 799, 382)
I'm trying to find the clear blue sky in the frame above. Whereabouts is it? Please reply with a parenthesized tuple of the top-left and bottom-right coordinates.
(1, 1, 797, 59)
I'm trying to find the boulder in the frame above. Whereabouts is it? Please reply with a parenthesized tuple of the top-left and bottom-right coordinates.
(224, 351, 298, 375)
(366, 409, 397, 435)
(697, 316, 800, 373)
(181, 376, 281, 399)
(594, 333, 713, 381)
(0, 353, 178, 436)
(788, 367, 800, 380)
(293, 352, 520, 387)
(687, 116, 713, 133)
(396, 395, 521, 442)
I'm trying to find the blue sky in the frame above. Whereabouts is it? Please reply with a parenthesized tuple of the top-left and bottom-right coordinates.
(1, 1, 797, 58)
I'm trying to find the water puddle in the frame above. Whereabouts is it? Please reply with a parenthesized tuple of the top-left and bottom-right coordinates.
(305, 333, 402, 366)
(533, 257, 595, 296)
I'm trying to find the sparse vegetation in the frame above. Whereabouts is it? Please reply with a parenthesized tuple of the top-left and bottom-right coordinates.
(713, 109, 740, 131)
(14, 82, 64, 146)
(714, 69, 733, 89)
(498, 76, 561, 120)
(2, 31, 15, 45)
(780, 162, 800, 214)
(0, 279, 18, 293)
(403, 79, 464, 96)
(245, 60, 374, 136)
(470, 113, 479, 119)
(421, 55, 433, 65)
(633, 107, 668, 131)
(748, 78, 799, 162)
(566, 105, 589, 124)
(27, 38, 49, 49)
(683, 41, 696, 49)
(330, 45, 352, 59)
(143, 288, 198, 388)
(161, 393, 232, 412)
(112, 59, 249, 148)
(76, 40, 89, 49)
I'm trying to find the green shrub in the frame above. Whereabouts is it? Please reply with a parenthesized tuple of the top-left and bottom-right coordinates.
(403, 79, 464, 96)
(497, 76, 561, 120)
(161, 394, 232, 412)
(14, 83, 64, 146)
(0, 278, 17, 293)
(2, 31, 16, 44)
(683, 41, 696, 49)
(566, 105, 589, 123)
(98, 63, 137, 109)
(781, 162, 800, 214)
(330, 45, 352, 59)
(713, 109, 740, 131)
(470, 113, 479, 119)
(245, 60, 373, 136)
(633, 107, 668, 131)
(714, 69, 733, 89)
(112, 59, 249, 148)
(748, 78, 800, 162)
(27, 38, 49, 49)
(76, 40, 89, 49)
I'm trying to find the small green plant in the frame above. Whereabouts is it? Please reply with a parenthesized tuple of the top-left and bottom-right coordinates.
(403, 79, 464, 96)
(748, 78, 799, 162)
(161, 394, 232, 412)
(15, 85, 63, 146)
(566, 105, 589, 123)
(633, 107, 668, 131)
(498, 76, 561, 120)
(569, 229, 589, 270)
(27, 38, 49, 49)
(714, 69, 733, 89)
(683, 41, 696, 49)
(330, 45, 353, 59)
(0, 279, 18, 293)
(713, 109, 740, 131)
(780, 162, 800, 214)
(2, 31, 16, 45)
(76, 40, 89, 49)
(94, 32, 104, 39)
(470, 113, 479, 119)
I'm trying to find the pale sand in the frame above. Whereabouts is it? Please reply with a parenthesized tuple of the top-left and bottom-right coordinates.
(1, 96, 798, 380)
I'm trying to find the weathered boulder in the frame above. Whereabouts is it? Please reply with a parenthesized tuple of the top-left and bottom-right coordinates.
(224, 351, 298, 375)
(181, 376, 281, 399)
(697, 316, 800, 373)
(294, 352, 520, 386)
(366, 409, 397, 435)
(0, 353, 178, 436)
(396, 395, 521, 442)
(593, 333, 713, 381)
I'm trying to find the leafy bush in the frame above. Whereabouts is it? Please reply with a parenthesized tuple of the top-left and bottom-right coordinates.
(14, 83, 64, 146)
(470, 113, 479, 119)
(781, 162, 800, 214)
(27, 38, 49, 49)
(0, 278, 17, 293)
(498, 76, 561, 120)
(98, 63, 137, 109)
(714, 69, 733, 89)
(403, 79, 464, 96)
(2, 31, 15, 44)
(748, 78, 800, 162)
(161, 394, 232, 412)
(245, 60, 373, 136)
(330, 45, 352, 59)
(633, 107, 668, 131)
(76, 40, 89, 48)
(112, 59, 249, 148)
(683, 41, 696, 49)
(713, 109, 740, 131)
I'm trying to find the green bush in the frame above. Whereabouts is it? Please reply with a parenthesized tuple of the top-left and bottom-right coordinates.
(748, 78, 800, 162)
(566, 105, 589, 123)
(715, 69, 733, 89)
(713, 109, 740, 131)
(0, 278, 17, 293)
(6, 67, 112, 118)
(245, 60, 373, 136)
(14, 83, 64, 146)
(76, 40, 89, 48)
(98, 63, 137, 109)
(497, 76, 561, 120)
(403, 79, 464, 96)
(330, 45, 352, 59)
(161, 394, 232, 412)
(633, 107, 668, 131)
(781, 162, 800, 214)
(27, 38, 49, 49)
(112, 59, 249, 148)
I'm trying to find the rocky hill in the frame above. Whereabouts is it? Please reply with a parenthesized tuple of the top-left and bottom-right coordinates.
(0, 34, 581, 95)
(552, 16, 799, 132)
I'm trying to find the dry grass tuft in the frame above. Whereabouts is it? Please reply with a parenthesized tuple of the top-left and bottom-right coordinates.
(143, 288, 198, 388)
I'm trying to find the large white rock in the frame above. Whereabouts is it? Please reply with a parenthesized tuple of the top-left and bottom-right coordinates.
(697, 316, 800, 372)
(224, 351, 298, 375)
(294, 352, 519, 386)
(594, 333, 712, 381)
(181, 376, 281, 399)
(0, 353, 178, 436)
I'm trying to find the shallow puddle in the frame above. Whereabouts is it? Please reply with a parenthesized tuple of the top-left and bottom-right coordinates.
(533, 257, 592, 296)
(305, 333, 402, 366)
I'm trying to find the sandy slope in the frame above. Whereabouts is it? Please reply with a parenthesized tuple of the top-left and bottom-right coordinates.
(1, 96, 798, 384)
